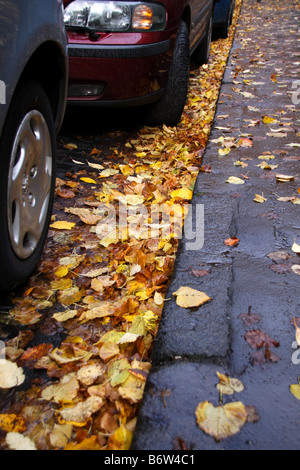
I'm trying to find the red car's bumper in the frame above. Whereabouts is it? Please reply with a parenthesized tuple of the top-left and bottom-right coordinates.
(67, 30, 176, 106)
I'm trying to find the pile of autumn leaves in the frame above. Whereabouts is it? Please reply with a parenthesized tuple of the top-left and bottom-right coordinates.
(0, 4, 243, 450)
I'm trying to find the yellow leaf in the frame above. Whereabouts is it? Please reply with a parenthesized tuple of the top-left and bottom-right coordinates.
(173, 286, 211, 308)
(80, 177, 97, 184)
(226, 176, 245, 185)
(0, 414, 27, 433)
(54, 266, 69, 278)
(53, 309, 78, 322)
(108, 425, 132, 450)
(195, 401, 247, 441)
(120, 164, 134, 176)
(256, 161, 278, 170)
(171, 188, 193, 200)
(41, 373, 79, 403)
(218, 147, 231, 156)
(263, 116, 277, 124)
(50, 221, 76, 230)
(216, 371, 244, 395)
(253, 194, 267, 203)
(290, 383, 300, 400)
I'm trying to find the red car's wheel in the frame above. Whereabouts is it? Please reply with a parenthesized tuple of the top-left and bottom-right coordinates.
(144, 20, 190, 127)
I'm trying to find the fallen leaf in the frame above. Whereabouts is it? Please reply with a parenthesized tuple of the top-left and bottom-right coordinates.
(263, 116, 277, 124)
(292, 241, 300, 254)
(275, 174, 295, 182)
(57, 188, 76, 199)
(108, 425, 132, 450)
(238, 306, 262, 327)
(224, 237, 239, 246)
(226, 176, 245, 185)
(216, 371, 244, 395)
(41, 373, 80, 403)
(290, 381, 300, 400)
(171, 188, 193, 200)
(64, 143, 78, 150)
(53, 309, 78, 322)
(80, 177, 97, 184)
(50, 221, 76, 230)
(253, 194, 267, 203)
(6, 432, 37, 450)
(173, 286, 211, 308)
(0, 414, 27, 433)
(0, 360, 25, 389)
(244, 329, 279, 349)
(291, 265, 300, 275)
(58, 396, 104, 424)
(195, 401, 247, 441)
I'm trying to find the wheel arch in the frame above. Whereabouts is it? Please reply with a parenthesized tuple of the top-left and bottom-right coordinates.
(12, 41, 67, 134)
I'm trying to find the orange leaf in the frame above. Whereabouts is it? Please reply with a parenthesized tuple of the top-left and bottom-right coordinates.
(224, 237, 239, 246)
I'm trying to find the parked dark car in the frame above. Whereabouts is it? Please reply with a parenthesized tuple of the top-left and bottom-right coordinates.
(213, 0, 235, 38)
(0, 0, 68, 291)
(63, 0, 215, 126)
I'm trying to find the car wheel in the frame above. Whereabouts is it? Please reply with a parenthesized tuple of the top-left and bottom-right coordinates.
(0, 81, 56, 292)
(219, 0, 235, 38)
(192, 10, 213, 65)
(144, 20, 190, 127)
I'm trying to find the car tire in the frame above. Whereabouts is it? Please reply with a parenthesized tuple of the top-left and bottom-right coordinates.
(219, 0, 235, 38)
(144, 20, 190, 127)
(192, 10, 213, 65)
(0, 81, 56, 292)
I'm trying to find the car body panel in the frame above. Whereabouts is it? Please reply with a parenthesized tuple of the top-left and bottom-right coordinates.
(64, 0, 214, 106)
(0, 0, 68, 136)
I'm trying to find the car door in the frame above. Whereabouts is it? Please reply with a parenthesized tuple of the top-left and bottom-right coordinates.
(189, 0, 212, 52)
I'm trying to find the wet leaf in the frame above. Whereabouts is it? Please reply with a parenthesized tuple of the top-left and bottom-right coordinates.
(108, 425, 132, 450)
(244, 329, 279, 349)
(195, 401, 247, 441)
(6, 432, 37, 450)
(58, 396, 104, 424)
(50, 221, 76, 230)
(253, 194, 267, 203)
(292, 241, 300, 254)
(80, 177, 97, 184)
(275, 174, 295, 182)
(238, 306, 262, 327)
(171, 188, 193, 200)
(41, 373, 80, 403)
(224, 237, 239, 246)
(0, 360, 25, 389)
(173, 286, 211, 308)
(226, 176, 245, 185)
(290, 382, 300, 400)
(216, 371, 244, 395)
(263, 116, 277, 124)
(0, 414, 27, 433)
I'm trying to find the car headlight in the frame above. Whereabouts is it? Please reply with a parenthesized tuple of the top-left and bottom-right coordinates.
(64, 1, 166, 32)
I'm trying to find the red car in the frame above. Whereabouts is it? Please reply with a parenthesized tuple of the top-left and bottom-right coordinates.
(63, 0, 214, 125)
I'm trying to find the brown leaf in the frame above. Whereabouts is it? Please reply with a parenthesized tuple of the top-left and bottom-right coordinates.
(245, 329, 279, 349)
(57, 188, 76, 199)
(238, 306, 262, 327)
(19, 344, 53, 368)
(191, 268, 210, 277)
